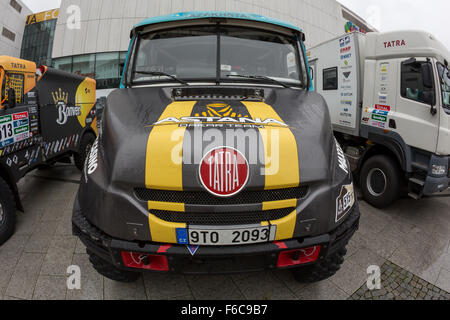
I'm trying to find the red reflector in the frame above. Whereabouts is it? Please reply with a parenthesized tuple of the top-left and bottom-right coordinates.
(121, 251, 169, 271)
(277, 246, 321, 268)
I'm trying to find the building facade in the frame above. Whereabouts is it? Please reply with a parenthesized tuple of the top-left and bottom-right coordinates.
(21, 9, 60, 66)
(50, 0, 374, 92)
(0, 0, 32, 57)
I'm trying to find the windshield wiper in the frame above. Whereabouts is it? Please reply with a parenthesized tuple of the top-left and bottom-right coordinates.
(227, 74, 291, 88)
(133, 71, 189, 86)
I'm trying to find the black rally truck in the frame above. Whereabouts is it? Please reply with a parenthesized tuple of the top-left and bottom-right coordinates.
(73, 12, 360, 283)
(0, 56, 98, 244)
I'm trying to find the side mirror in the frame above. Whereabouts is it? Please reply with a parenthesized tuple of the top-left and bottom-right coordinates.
(7, 88, 16, 108)
(309, 67, 314, 80)
(421, 63, 434, 89)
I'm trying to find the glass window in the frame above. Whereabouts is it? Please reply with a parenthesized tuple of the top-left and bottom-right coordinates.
(73, 54, 95, 78)
(437, 63, 450, 110)
(95, 52, 120, 89)
(220, 27, 302, 85)
(132, 26, 217, 83)
(53, 57, 73, 73)
(127, 25, 305, 87)
(401, 60, 434, 104)
(323, 67, 338, 90)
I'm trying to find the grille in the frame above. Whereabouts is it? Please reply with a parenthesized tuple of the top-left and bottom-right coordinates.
(135, 187, 309, 205)
(151, 208, 295, 226)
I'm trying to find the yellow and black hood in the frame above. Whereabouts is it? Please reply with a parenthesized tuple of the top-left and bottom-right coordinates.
(75, 85, 352, 243)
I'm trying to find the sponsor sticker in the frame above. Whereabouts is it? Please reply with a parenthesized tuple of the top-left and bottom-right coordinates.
(375, 104, 391, 112)
(336, 183, 355, 222)
(372, 114, 387, 122)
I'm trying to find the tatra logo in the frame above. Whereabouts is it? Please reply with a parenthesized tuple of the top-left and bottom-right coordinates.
(343, 72, 351, 79)
(199, 147, 249, 197)
(52, 88, 81, 125)
(384, 40, 406, 48)
(11, 62, 26, 70)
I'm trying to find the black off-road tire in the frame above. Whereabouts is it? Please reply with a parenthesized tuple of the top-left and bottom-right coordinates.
(0, 177, 16, 245)
(291, 247, 347, 283)
(74, 132, 96, 171)
(87, 250, 141, 283)
(360, 155, 402, 208)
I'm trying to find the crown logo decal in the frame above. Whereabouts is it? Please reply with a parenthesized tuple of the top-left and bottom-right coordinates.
(52, 88, 68, 104)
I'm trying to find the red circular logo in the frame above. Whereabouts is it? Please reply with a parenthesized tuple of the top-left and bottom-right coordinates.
(199, 147, 249, 197)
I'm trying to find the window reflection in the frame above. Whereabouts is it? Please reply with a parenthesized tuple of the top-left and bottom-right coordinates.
(52, 52, 127, 89)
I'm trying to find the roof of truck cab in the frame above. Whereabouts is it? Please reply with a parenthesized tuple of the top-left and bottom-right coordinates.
(133, 11, 302, 33)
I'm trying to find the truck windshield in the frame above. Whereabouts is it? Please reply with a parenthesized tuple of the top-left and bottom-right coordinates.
(437, 63, 450, 109)
(129, 25, 305, 88)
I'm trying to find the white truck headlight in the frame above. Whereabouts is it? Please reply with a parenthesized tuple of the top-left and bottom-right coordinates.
(432, 165, 447, 176)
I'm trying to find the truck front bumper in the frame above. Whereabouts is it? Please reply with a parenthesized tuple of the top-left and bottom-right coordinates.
(72, 206, 360, 275)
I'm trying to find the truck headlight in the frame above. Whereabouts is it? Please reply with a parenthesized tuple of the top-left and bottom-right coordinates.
(432, 165, 447, 176)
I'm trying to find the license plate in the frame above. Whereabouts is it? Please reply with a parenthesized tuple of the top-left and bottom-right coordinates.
(177, 225, 277, 246)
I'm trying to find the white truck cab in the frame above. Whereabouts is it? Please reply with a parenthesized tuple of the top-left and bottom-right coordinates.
(309, 30, 450, 208)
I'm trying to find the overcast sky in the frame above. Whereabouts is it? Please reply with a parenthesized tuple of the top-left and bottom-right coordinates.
(338, 0, 450, 48)
(22, 0, 450, 48)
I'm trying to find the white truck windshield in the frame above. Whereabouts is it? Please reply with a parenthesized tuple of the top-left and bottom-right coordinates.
(437, 63, 450, 109)
(130, 25, 305, 87)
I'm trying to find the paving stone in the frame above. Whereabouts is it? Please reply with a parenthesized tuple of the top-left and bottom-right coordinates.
(33, 276, 67, 300)
(74, 239, 87, 254)
(185, 275, 245, 300)
(349, 261, 449, 300)
(347, 246, 385, 270)
(296, 279, 347, 300)
(330, 259, 368, 295)
(435, 269, 450, 293)
(271, 270, 309, 296)
(66, 254, 104, 300)
(5, 253, 44, 299)
(104, 277, 147, 300)
(231, 271, 296, 300)
(143, 273, 191, 300)
(24, 221, 59, 254)
(40, 235, 77, 276)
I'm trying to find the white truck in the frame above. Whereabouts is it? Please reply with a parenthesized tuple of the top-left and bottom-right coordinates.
(308, 31, 450, 208)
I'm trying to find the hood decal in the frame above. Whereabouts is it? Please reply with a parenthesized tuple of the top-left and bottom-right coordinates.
(145, 101, 196, 191)
(242, 102, 300, 190)
(242, 101, 300, 241)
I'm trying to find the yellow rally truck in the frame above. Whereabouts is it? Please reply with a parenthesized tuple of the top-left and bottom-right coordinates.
(0, 56, 98, 244)
(73, 12, 360, 283)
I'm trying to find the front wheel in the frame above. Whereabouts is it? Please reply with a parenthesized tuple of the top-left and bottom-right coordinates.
(87, 250, 141, 283)
(74, 132, 96, 171)
(360, 155, 402, 208)
(291, 247, 347, 283)
(0, 177, 16, 245)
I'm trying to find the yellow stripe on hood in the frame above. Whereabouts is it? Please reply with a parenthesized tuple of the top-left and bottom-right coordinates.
(241, 101, 300, 189)
(242, 101, 300, 241)
(145, 101, 196, 190)
(146, 101, 196, 244)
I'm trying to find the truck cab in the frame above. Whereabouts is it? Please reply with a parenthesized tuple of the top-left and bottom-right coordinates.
(0, 56, 98, 244)
(309, 31, 450, 207)
(72, 11, 360, 283)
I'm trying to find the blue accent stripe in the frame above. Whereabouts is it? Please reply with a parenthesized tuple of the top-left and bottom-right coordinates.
(133, 11, 302, 33)
(120, 35, 135, 89)
(301, 40, 314, 91)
